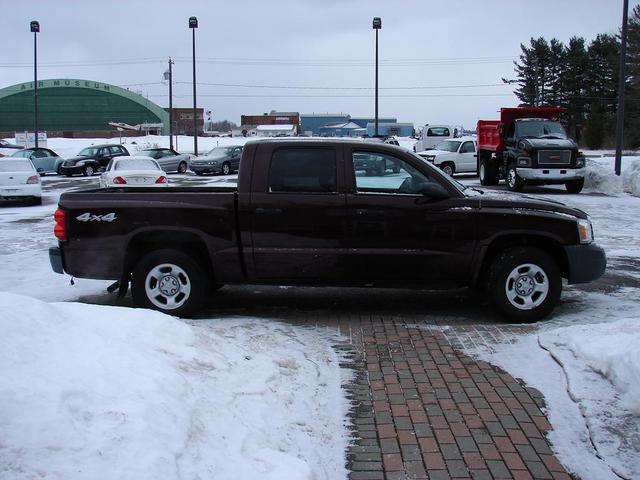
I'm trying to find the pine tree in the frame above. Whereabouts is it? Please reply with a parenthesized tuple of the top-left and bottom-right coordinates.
(562, 37, 589, 139)
(509, 40, 538, 106)
(625, 5, 640, 147)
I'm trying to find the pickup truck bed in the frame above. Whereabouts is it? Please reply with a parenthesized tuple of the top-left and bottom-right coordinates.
(50, 139, 606, 322)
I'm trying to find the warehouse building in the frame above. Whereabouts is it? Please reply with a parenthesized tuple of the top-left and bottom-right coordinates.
(0, 78, 170, 138)
(300, 114, 350, 135)
(366, 122, 414, 137)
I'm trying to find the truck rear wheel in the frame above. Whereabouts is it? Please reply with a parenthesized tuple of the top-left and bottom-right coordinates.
(131, 249, 209, 317)
(506, 164, 524, 192)
(565, 178, 584, 194)
(479, 157, 498, 186)
(487, 247, 561, 322)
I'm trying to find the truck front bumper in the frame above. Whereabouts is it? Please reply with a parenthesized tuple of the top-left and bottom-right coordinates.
(517, 167, 585, 182)
(564, 243, 606, 284)
(49, 247, 65, 274)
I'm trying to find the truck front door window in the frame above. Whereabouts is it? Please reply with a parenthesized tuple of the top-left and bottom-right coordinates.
(269, 148, 337, 193)
(352, 152, 433, 195)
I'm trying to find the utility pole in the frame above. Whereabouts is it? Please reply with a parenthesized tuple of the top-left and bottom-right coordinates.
(189, 16, 199, 156)
(372, 17, 382, 137)
(615, 0, 629, 176)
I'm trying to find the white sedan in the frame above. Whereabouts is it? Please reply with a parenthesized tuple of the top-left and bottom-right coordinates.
(0, 158, 42, 205)
(417, 137, 477, 176)
(99, 156, 169, 188)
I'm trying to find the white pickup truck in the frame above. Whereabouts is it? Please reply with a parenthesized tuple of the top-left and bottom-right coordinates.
(417, 137, 477, 176)
(413, 125, 461, 152)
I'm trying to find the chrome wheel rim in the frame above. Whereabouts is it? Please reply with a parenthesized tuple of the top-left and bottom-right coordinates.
(505, 263, 549, 310)
(479, 163, 485, 181)
(178, 162, 186, 173)
(442, 165, 453, 176)
(85, 166, 94, 176)
(222, 164, 230, 175)
(507, 168, 518, 188)
(145, 263, 191, 310)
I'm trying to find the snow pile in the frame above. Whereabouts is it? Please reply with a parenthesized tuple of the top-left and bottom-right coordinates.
(584, 159, 623, 195)
(622, 158, 640, 197)
(0, 293, 349, 480)
(542, 318, 640, 415)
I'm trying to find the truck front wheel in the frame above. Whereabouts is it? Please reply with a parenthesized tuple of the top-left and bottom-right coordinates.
(131, 249, 209, 317)
(487, 247, 561, 322)
(565, 178, 584, 194)
(506, 164, 524, 192)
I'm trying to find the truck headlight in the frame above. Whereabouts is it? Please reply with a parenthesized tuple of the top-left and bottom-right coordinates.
(517, 157, 531, 167)
(423, 155, 435, 162)
(577, 218, 593, 244)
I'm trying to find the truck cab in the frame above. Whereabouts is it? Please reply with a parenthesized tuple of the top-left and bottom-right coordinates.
(477, 108, 586, 193)
(414, 125, 460, 153)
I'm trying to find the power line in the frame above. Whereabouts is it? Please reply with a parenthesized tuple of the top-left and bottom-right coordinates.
(174, 81, 512, 91)
(147, 93, 516, 98)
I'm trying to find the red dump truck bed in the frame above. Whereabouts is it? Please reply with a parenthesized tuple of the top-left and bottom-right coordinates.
(477, 107, 564, 153)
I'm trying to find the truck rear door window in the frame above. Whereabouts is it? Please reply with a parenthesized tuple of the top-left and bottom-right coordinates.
(269, 148, 337, 193)
(352, 151, 434, 194)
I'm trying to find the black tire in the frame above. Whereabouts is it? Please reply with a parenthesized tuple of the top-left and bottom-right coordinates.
(178, 161, 187, 174)
(131, 249, 209, 317)
(31, 196, 42, 206)
(194, 171, 204, 176)
(565, 178, 584, 194)
(222, 162, 231, 175)
(440, 162, 455, 176)
(487, 247, 561, 322)
(479, 156, 498, 186)
(506, 163, 524, 192)
(64, 173, 73, 177)
(82, 165, 95, 177)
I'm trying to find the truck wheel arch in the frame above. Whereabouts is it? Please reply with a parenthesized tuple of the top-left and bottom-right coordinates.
(472, 234, 569, 289)
(124, 229, 215, 283)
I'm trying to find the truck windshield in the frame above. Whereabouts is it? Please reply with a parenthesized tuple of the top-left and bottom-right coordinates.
(435, 141, 461, 152)
(78, 147, 99, 156)
(517, 121, 567, 139)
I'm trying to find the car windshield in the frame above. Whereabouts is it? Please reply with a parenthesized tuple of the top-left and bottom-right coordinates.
(435, 141, 461, 152)
(205, 147, 235, 157)
(78, 147, 99, 156)
(517, 121, 567, 139)
(114, 159, 159, 171)
(0, 160, 34, 172)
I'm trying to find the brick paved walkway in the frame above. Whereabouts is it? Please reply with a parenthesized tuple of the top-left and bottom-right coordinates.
(342, 321, 571, 480)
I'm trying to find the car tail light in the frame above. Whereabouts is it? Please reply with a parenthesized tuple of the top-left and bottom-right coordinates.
(54, 209, 67, 241)
(27, 175, 40, 184)
(155, 176, 168, 184)
(113, 176, 127, 185)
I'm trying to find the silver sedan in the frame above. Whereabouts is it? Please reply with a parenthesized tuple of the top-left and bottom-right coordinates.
(138, 148, 190, 173)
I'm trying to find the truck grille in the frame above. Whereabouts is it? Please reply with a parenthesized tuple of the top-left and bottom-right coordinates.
(537, 150, 571, 165)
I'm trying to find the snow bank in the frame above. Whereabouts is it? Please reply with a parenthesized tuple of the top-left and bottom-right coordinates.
(622, 159, 640, 197)
(0, 293, 349, 480)
(542, 319, 640, 415)
(584, 159, 623, 195)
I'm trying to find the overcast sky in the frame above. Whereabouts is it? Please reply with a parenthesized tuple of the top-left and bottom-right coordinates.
(2, 0, 635, 129)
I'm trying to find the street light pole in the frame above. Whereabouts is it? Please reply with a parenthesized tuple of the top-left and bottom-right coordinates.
(615, 0, 629, 176)
(168, 57, 174, 150)
(189, 16, 198, 157)
(372, 17, 382, 137)
(30, 20, 40, 148)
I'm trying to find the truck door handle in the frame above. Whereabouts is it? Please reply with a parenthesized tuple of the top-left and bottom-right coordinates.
(255, 207, 283, 216)
(356, 208, 385, 216)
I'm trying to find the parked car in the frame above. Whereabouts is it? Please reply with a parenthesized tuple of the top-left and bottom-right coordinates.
(0, 139, 24, 157)
(99, 157, 168, 188)
(59, 144, 129, 177)
(190, 146, 243, 175)
(50, 138, 606, 321)
(137, 148, 190, 173)
(0, 158, 42, 205)
(10, 147, 65, 175)
(417, 137, 477, 176)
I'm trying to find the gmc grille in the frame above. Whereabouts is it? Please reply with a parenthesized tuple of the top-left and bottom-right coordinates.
(537, 150, 571, 165)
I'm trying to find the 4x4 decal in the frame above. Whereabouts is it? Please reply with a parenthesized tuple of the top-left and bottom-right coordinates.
(76, 212, 117, 223)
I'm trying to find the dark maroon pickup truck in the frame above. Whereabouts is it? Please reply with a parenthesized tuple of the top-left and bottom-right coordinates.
(49, 139, 605, 321)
